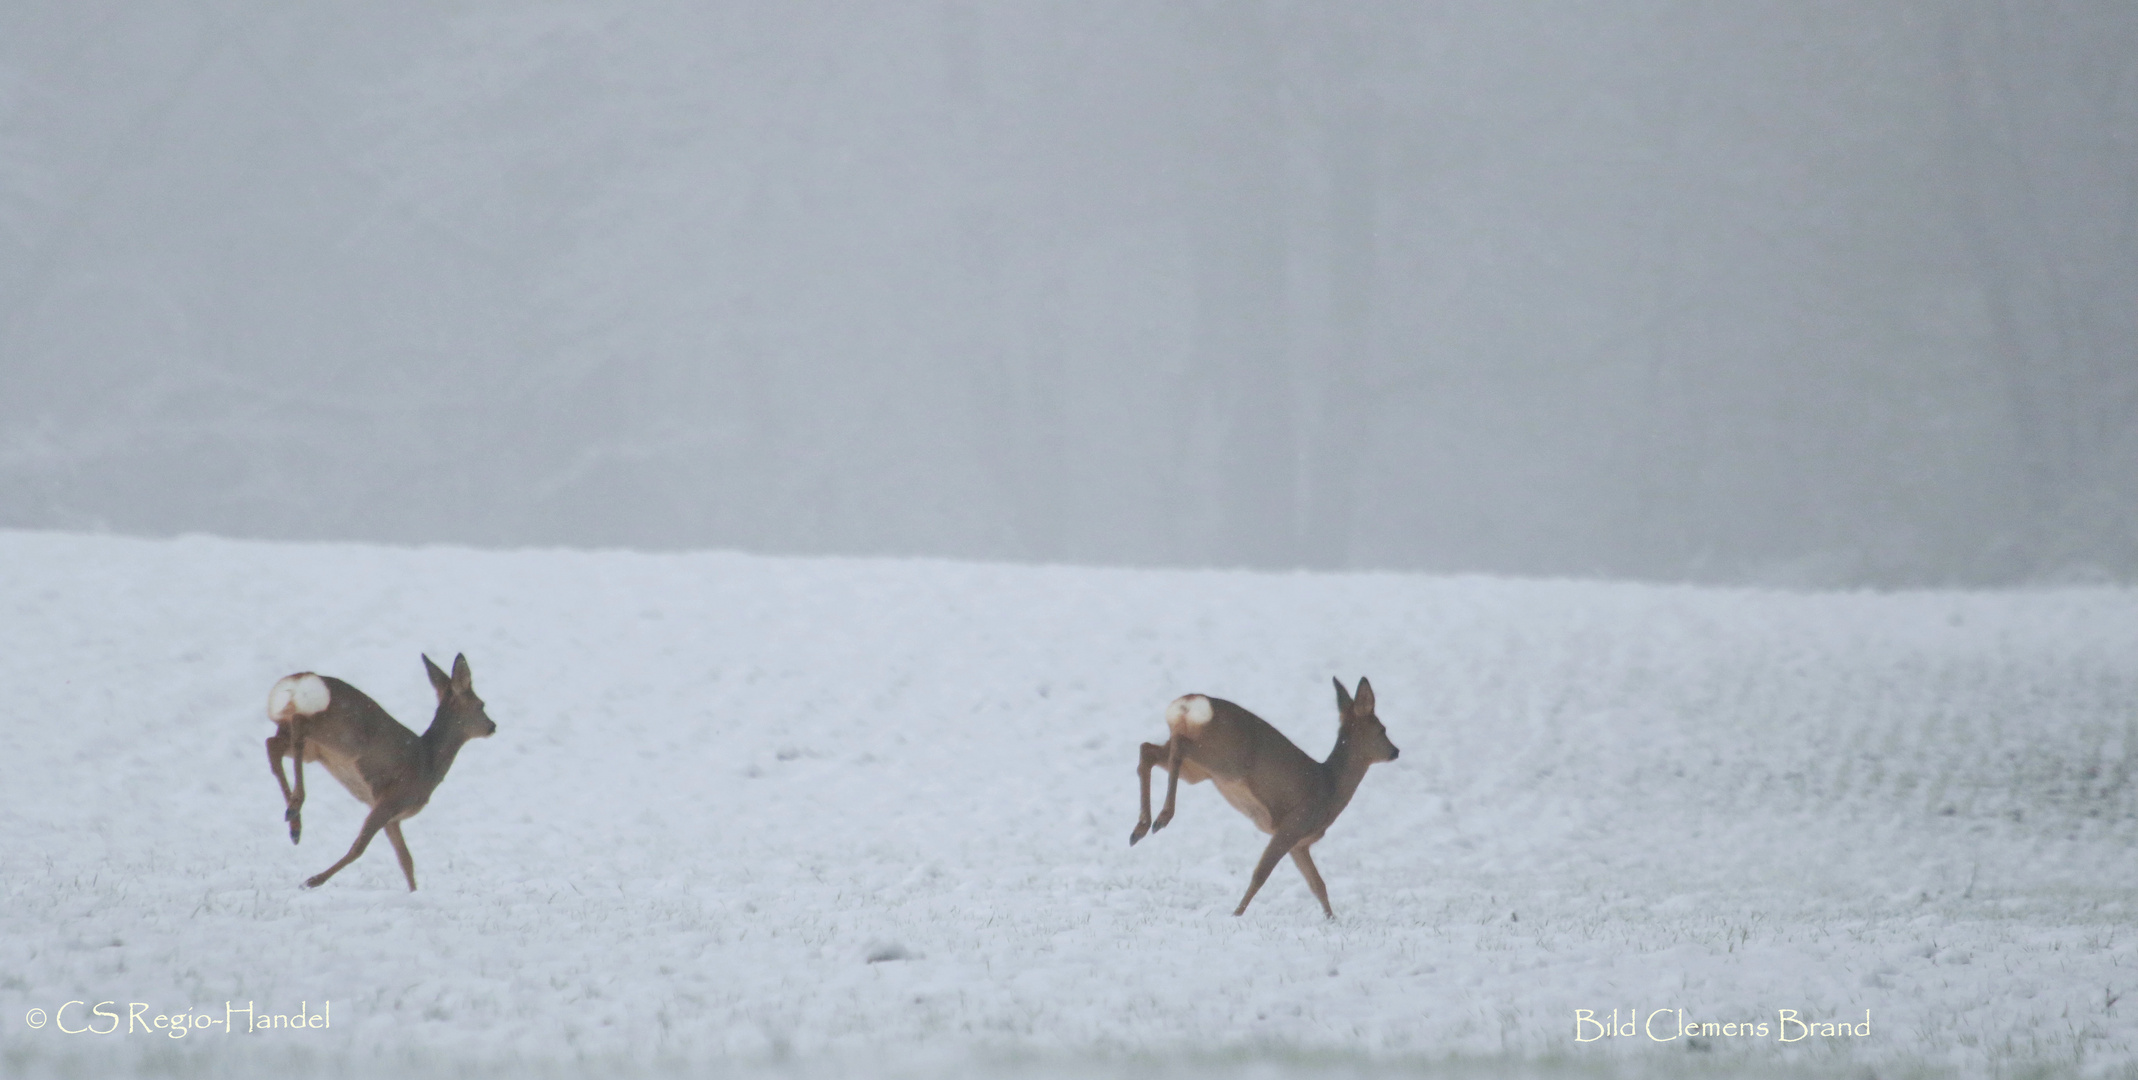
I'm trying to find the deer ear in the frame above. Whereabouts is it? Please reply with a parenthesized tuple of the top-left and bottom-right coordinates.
(1333, 676, 1353, 715)
(450, 653, 473, 695)
(423, 654, 453, 701)
(1353, 677, 1375, 716)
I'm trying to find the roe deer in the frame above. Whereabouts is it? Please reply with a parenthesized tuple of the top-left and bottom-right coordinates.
(265, 654, 497, 890)
(1130, 677, 1399, 918)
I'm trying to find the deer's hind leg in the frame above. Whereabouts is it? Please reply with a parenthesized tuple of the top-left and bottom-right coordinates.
(266, 727, 303, 844)
(1154, 737, 1189, 833)
(1134, 738, 1214, 845)
(1131, 741, 1167, 844)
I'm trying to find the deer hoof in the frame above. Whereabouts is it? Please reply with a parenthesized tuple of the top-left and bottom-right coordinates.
(1129, 822, 1149, 845)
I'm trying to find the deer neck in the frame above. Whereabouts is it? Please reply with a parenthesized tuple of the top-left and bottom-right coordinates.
(418, 721, 473, 783)
(1320, 733, 1378, 817)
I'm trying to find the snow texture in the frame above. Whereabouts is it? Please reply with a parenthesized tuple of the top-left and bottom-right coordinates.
(5, 530, 2138, 1079)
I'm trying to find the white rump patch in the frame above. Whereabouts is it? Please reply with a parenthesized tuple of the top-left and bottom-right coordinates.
(1165, 694, 1214, 733)
(267, 673, 331, 723)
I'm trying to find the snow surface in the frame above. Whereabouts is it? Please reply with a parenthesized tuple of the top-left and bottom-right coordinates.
(5, 531, 2138, 1079)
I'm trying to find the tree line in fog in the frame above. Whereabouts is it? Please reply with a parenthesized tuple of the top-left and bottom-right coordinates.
(1, 1, 2131, 584)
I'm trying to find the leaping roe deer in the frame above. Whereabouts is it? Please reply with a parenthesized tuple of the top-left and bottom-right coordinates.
(265, 654, 497, 891)
(1131, 677, 1399, 918)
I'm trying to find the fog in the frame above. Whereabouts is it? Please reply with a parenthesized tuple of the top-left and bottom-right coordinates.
(3, 2, 2133, 585)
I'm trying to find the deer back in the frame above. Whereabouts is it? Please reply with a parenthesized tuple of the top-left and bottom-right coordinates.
(271, 673, 425, 806)
(1170, 695, 1332, 827)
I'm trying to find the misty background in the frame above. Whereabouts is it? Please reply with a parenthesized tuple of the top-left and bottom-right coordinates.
(2, 2, 2133, 586)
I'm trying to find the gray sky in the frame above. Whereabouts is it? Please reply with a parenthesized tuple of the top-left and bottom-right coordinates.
(2, 1, 2133, 585)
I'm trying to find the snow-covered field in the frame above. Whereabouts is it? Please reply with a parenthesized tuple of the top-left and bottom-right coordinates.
(5, 531, 2138, 1079)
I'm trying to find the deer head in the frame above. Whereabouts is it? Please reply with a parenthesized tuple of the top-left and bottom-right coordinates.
(423, 653, 499, 741)
(1333, 676, 1399, 763)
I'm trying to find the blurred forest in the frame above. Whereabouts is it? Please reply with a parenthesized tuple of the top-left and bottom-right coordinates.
(1, 1, 2132, 585)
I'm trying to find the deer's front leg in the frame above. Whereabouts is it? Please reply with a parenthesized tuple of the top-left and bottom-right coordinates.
(1235, 817, 1315, 917)
(304, 803, 395, 889)
(1131, 741, 1169, 845)
(384, 819, 417, 892)
(1290, 844, 1334, 920)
